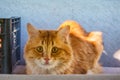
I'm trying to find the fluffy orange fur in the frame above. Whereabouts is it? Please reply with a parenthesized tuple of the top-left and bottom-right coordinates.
(24, 20, 103, 74)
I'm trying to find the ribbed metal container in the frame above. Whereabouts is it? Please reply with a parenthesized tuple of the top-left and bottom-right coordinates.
(0, 17, 21, 74)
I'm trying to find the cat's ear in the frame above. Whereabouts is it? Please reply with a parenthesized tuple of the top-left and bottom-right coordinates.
(27, 23, 38, 37)
(58, 25, 70, 42)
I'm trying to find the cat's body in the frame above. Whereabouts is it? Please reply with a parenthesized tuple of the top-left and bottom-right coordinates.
(24, 20, 103, 74)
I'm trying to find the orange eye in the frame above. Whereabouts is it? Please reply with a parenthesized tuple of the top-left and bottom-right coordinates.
(36, 46, 43, 52)
(52, 47, 58, 53)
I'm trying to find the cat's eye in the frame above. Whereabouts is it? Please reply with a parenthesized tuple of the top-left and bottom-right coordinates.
(35, 46, 43, 52)
(52, 47, 58, 53)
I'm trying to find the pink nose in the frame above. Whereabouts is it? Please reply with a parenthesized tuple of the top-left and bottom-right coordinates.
(44, 57, 50, 64)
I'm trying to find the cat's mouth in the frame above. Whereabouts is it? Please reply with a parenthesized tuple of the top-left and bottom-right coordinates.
(34, 59, 58, 69)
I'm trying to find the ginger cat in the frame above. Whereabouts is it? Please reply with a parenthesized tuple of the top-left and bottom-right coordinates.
(24, 20, 103, 74)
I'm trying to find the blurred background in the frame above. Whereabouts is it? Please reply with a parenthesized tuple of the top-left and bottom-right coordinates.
(0, 0, 120, 67)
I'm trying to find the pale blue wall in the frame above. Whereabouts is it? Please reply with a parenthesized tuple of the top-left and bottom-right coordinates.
(0, 0, 120, 67)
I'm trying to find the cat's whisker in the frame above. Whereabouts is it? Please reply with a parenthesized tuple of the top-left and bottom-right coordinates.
(103, 50, 108, 55)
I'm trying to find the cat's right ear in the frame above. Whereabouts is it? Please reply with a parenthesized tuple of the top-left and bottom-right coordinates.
(27, 23, 38, 37)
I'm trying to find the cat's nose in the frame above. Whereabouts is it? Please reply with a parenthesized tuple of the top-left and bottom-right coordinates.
(44, 57, 50, 61)
(44, 57, 50, 64)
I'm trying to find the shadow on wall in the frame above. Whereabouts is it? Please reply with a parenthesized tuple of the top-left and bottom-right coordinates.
(100, 49, 120, 67)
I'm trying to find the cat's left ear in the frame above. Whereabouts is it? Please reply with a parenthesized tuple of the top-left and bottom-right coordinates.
(27, 23, 38, 37)
(58, 25, 70, 42)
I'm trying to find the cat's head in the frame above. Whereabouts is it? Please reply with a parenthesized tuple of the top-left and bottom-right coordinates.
(24, 23, 73, 70)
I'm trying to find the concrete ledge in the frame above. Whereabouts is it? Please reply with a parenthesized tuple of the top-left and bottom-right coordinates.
(1, 66, 120, 80)
(0, 74, 120, 80)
